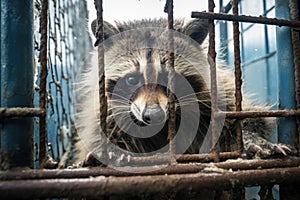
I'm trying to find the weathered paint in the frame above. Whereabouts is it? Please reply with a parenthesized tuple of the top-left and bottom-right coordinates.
(275, 0, 297, 146)
(0, 0, 34, 168)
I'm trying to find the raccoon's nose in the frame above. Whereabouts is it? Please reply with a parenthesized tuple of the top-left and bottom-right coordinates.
(142, 104, 166, 125)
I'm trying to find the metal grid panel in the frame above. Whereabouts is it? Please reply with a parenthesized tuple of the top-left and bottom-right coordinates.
(35, 0, 92, 167)
(0, 0, 92, 169)
(0, 0, 300, 199)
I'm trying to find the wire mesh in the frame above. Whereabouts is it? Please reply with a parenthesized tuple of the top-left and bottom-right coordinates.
(33, 0, 92, 167)
(0, 0, 300, 199)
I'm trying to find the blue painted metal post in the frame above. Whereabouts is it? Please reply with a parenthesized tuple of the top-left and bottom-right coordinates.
(275, 0, 297, 146)
(0, 1, 34, 168)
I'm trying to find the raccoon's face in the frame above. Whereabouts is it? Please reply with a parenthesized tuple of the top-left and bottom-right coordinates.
(92, 18, 210, 147)
(116, 55, 169, 126)
(107, 48, 170, 130)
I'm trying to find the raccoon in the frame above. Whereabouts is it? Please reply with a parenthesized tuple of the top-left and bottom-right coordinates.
(74, 18, 293, 166)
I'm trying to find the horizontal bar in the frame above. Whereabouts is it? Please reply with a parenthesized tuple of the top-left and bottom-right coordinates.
(1, 108, 298, 121)
(1, 167, 300, 198)
(191, 11, 300, 27)
(216, 110, 300, 119)
(109, 152, 240, 165)
(1, 158, 299, 180)
(176, 151, 239, 162)
(0, 108, 45, 119)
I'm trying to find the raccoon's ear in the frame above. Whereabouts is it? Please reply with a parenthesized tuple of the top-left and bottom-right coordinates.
(182, 19, 209, 45)
(91, 19, 119, 40)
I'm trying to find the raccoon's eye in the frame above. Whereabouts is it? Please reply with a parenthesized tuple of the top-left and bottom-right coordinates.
(126, 74, 140, 86)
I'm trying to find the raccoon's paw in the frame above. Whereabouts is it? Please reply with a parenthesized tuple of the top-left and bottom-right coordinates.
(82, 152, 132, 167)
(242, 131, 296, 159)
(81, 152, 106, 167)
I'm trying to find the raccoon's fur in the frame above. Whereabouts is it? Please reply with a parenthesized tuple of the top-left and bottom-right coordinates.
(74, 18, 290, 165)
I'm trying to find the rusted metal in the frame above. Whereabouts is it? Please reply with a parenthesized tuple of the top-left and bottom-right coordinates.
(0, 108, 45, 120)
(290, 0, 300, 156)
(191, 11, 300, 28)
(1, 157, 300, 180)
(215, 110, 300, 119)
(94, 0, 108, 162)
(39, 0, 49, 168)
(94, 0, 107, 129)
(1, 166, 300, 199)
(165, 0, 176, 164)
(208, 0, 217, 61)
(127, 152, 239, 164)
(207, 0, 220, 162)
(232, 0, 243, 156)
(176, 151, 239, 162)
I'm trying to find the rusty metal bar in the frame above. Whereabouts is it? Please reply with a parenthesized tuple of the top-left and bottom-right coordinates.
(232, 0, 243, 155)
(1, 167, 300, 199)
(290, 0, 300, 155)
(94, 0, 108, 162)
(127, 152, 240, 164)
(1, 157, 300, 180)
(191, 11, 300, 27)
(208, 1, 217, 61)
(0, 108, 45, 120)
(216, 110, 300, 119)
(94, 0, 106, 128)
(176, 151, 239, 162)
(165, 0, 176, 164)
(39, 0, 49, 168)
(207, 0, 220, 162)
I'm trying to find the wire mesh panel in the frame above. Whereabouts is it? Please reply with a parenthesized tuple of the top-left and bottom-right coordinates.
(217, 0, 299, 146)
(33, 0, 92, 167)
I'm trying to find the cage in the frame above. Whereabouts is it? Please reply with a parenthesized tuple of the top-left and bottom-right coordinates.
(0, 0, 300, 199)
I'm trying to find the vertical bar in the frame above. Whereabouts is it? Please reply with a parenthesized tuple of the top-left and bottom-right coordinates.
(39, 0, 49, 168)
(0, 0, 34, 168)
(275, 1, 298, 198)
(208, 0, 219, 162)
(289, 0, 300, 154)
(165, 0, 176, 164)
(94, 0, 107, 160)
(232, 0, 243, 155)
(275, 0, 297, 146)
(232, 3, 245, 198)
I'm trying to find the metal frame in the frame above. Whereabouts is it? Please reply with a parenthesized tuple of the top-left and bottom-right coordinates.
(0, 0, 35, 168)
(0, 0, 300, 199)
(1, 166, 300, 199)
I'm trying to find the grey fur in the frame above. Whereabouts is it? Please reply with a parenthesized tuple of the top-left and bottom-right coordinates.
(74, 18, 289, 165)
